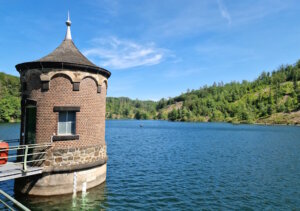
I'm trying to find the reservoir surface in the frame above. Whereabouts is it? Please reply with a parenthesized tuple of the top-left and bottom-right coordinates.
(0, 120, 299, 210)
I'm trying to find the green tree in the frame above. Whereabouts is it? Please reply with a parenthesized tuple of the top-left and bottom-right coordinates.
(168, 109, 178, 121)
(0, 97, 20, 122)
(284, 97, 294, 112)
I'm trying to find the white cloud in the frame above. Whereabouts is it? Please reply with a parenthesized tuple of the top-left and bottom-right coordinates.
(217, 0, 231, 25)
(84, 37, 168, 69)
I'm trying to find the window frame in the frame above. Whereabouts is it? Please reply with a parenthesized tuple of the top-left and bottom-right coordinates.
(58, 111, 76, 135)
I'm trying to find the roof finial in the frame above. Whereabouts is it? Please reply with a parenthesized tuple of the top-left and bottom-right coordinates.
(65, 11, 72, 40)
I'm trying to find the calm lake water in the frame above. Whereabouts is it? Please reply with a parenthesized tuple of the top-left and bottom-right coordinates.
(0, 120, 300, 210)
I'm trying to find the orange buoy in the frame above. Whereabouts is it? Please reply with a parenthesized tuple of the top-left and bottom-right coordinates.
(0, 142, 9, 165)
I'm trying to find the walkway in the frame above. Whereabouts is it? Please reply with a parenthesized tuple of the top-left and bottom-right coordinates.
(0, 162, 43, 182)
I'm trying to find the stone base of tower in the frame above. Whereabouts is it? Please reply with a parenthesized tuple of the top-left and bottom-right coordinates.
(14, 163, 106, 196)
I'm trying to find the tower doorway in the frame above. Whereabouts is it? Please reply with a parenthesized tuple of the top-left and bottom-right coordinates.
(25, 106, 36, 145)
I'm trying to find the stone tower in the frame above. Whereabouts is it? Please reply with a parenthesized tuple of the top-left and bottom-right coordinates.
(14, 14, 111, 196)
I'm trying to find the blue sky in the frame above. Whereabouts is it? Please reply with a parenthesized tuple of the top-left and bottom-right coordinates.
(1, 0, 300, 100)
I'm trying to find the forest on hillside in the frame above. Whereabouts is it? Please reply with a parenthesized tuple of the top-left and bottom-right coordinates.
(157, 64, 300, 124)
(1, 60, 300, 124)
(106, 61, 300, 124)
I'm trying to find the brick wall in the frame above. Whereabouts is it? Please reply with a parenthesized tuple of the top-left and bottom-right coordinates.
(22, 70, 108, 169)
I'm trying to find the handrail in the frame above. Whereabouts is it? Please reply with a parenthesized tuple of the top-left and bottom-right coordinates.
(0, 143, 52, 152)
(0, 140, 50, 211)
(0, 141, 52, 172)
(0, 198, 14, 210)
(23, 145, 28, 172)
(0, 151, 47, 159)
(0, 189, 30, 211)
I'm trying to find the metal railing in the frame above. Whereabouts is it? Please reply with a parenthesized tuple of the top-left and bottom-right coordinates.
(0, 189, 30, 211)
(0, 139, 52, 210)
(0, 140, 52, 172)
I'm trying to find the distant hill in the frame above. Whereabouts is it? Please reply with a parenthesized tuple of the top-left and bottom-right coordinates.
(107, 61, 300, 125)
(1, 60, 300, 124)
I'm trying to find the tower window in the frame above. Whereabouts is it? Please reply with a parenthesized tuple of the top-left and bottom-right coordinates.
(58, 111, 76, 135)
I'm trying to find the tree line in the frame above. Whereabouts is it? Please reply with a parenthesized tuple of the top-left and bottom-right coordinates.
(1, 59, 300, 124)
(106, 61, 300, 124)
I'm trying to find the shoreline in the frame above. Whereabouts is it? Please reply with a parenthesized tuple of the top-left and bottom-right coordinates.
(105, 118, 300, 126)
(1, 118, 299, 127)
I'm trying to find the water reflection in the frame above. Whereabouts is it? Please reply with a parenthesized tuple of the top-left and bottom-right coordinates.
(1, 121, 300, 210)
(16, 182, 108, 210)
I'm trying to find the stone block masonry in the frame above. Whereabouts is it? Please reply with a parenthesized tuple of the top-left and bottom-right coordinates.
(43, 144, 107, 172)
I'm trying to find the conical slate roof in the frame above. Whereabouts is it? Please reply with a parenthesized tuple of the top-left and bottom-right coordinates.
(38, 39, 97, 67)
(16, 15, 111, 78)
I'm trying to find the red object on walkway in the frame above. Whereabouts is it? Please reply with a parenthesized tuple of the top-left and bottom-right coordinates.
(0, 142, 9, 165)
